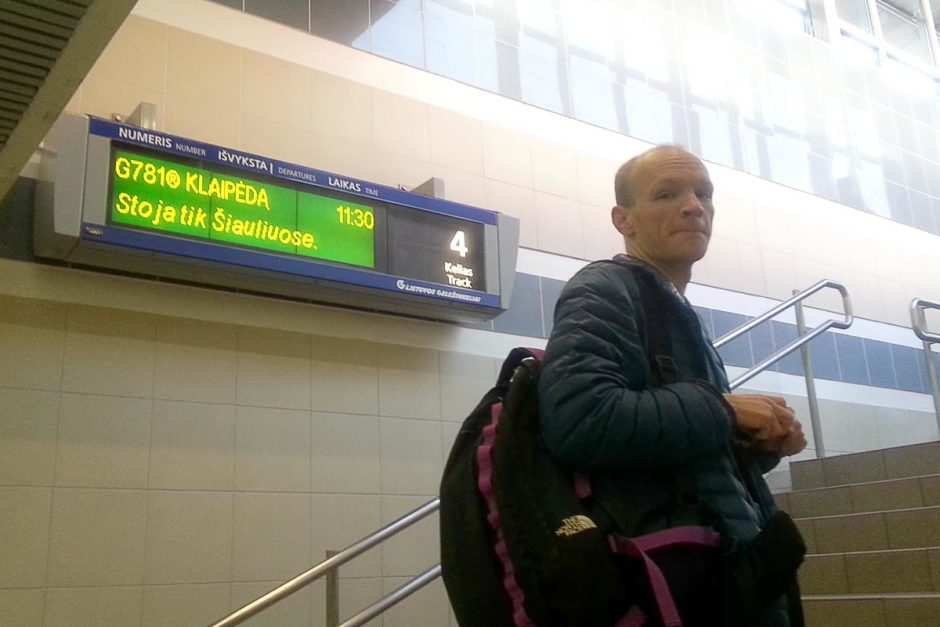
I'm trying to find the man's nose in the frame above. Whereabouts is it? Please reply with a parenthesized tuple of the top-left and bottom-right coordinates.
(680, 192, 704, 216)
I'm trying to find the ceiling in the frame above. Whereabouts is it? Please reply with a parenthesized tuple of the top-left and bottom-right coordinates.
(0, 0, 137, 203)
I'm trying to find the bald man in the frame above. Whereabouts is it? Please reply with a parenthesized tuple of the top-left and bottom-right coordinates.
(538, 145, 805, 626)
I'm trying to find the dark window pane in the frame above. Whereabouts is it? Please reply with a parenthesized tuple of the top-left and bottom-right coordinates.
(519, 33, 568, 114)
(749, 323, 775, 370)
(494, 272, 543, 337)
(246, 0, 309, 31)
(713, 310, 753, 368)
(692, 306, 715, 340)
(311, 0, 370, 47)
(771, 321, 804, 377)
(807, 331, 841, 381)
(370, 0, 425, 66)
(893, 344, 926, 394)
(426, 0, 476, 84)
(209, 0, 243, 10)
(835, 334, 870, 385)
(540, 277, 566, 338)
(863, 339, 897, 389)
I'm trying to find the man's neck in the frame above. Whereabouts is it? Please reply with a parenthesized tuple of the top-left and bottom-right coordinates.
(624, 252, 691, 294)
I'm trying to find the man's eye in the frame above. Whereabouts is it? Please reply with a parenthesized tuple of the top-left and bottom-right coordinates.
(697, 190, 713, 201)
(655, 190, 675, 200)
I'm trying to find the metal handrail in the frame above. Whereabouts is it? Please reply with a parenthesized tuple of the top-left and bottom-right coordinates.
(208, 499, 440, 627)
(211, 279, 853, 627)
(713, 280, 853, 390)
(910, 298, 940, 427)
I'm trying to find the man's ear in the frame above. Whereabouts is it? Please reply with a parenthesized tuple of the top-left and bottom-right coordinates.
(611, 205, 634, 237)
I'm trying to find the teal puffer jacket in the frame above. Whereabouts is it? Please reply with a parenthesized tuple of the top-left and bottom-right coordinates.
(538, 256, 777, 543)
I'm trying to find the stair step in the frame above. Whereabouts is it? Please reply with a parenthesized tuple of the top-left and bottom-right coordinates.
(791, 441, 940, 491)
(800, 548, 940, 595)
(777, 473, 940, 518)
(793, 505, 940, 553)
(803, 593, 940, 627)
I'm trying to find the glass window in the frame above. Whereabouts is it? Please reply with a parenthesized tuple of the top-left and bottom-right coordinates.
(877, 0, 933, 64)
(426, 0, 477, 84)
(835, 0, 875, 32)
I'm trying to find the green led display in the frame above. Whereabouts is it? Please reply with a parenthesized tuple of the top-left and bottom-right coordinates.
(109, 149, 375, 268)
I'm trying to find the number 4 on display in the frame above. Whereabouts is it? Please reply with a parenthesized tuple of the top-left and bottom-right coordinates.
(450, 230, 468, 257)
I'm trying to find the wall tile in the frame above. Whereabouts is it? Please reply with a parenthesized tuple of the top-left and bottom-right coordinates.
(230, 580, 313, 627)
(309, 133, 374, 181)
(380, 416, 443, 495)
(382, 576, 450, 627)
(0, 299, 66, 390)
(310, 69, 374, 146)
(48, 488, 148, 586)
(534, 192, 585, 259)
(54, 394, 151, 489)
(483, 178, 537, 248)
(241, 50, 310, 130)
(0, 487, 51, 587)
(62, 306, 155, 398)
(373, 89, 431, 161)
(581, 202, 625, 260)
(310, 493, 381, 578)
(310, 412, 380, 494)
(149, 400, 235, 491)
(44, 586, 144, 627)
(377, 345, 440, 421)
(145, 491, 233, 584)
(232, 492, 312, 581)
(380, 495, 440, 576)
(428, 106, 484, 175)
(154, 318, 236, 405)
(166, 29, 241, 112)
(0, 388, 58, 486)
(310, 336, 379, 416)
(236, 327, 311, 410)
(440, 351, 498, 423)
(482, 123, 532, 187)
(530, 137, 579, 200)
(88, 15, 168, 94)
(240, 117, 313, 168)
(164, 97, 240, 148)
(372, 149, 433, 190)
(142, 583, 230, 627)
(235, 406, 311, 492)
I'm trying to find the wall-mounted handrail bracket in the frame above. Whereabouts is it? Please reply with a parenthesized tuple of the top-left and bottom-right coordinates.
(714, 279, 853, 391)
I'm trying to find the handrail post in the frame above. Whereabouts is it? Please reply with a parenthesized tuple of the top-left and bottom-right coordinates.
(922, 340, 940, 434)
(794, 291, 825, 458)
(326, 550, 339, 627)
(911, 298, 940, 436)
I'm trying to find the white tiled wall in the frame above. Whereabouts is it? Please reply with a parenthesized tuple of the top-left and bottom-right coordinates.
(6, 1, 939, 624)
(0, 293, 485, 626)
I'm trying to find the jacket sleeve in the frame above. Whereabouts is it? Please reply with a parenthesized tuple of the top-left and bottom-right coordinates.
(538, 266, 734, 471)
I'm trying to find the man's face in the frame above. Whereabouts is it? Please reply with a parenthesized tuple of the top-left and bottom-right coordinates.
(615, 149, 715, 267)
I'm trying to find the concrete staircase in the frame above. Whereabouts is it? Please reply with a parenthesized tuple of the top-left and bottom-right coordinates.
(774, 440, 940, 626)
